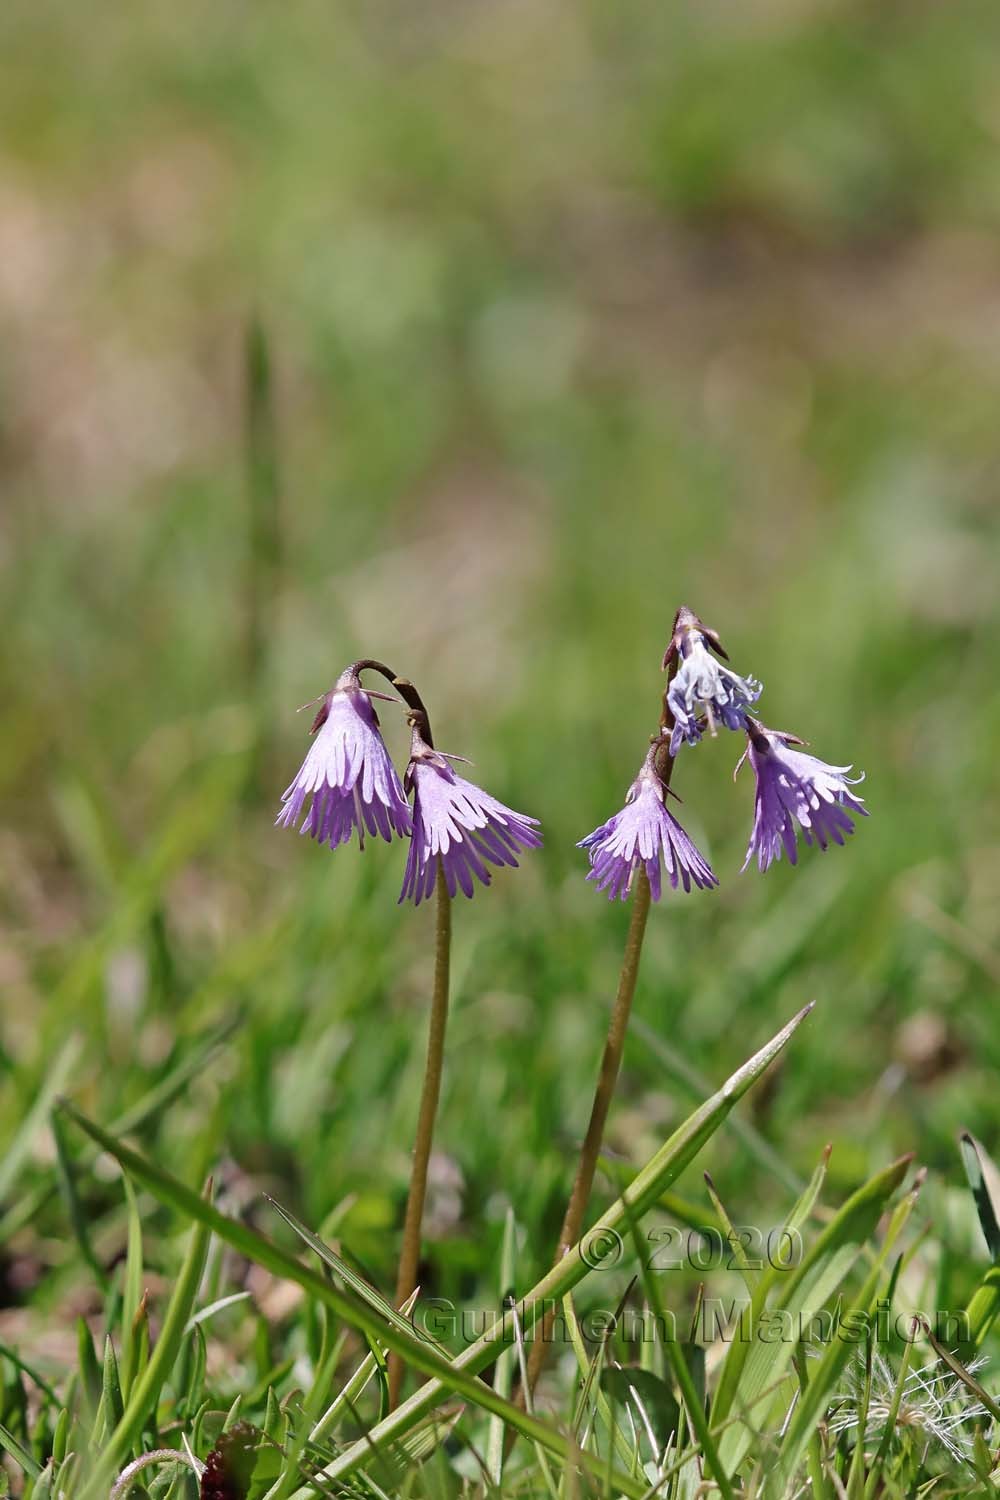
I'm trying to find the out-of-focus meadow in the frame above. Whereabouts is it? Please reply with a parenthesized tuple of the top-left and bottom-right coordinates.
(2, 0, 1000, 1430)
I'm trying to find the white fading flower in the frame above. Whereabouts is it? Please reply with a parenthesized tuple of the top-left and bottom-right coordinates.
(666, 621, 761, 755)
(828, 1351, 991, 1464)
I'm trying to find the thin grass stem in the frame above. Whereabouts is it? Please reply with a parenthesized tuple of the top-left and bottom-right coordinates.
(244, 316, 282, 799)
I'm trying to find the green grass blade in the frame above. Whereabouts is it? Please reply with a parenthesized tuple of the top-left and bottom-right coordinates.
(715, 1155, 912, 1475)
(0, 1014, 241, 1243)
(0, 1422, 41, 1480)
(966, 1266, 1000, 1347)
(185, 1292, 252, 1333)
(631, 1015, 804, 1196)
(120, 1177, 145, 1400)
(0, 1035, 81, 1205)
(765, 1175, 922, 1498)
(264, 1196, 443, 1351)
(243, 315, 282, 799)
(784, 1144, 831, 1236)
(76, 1183, 213, 1500)
(563, 1293, 640, 1475)
(57, 1099, 650, 1499)
(302, 1003, 812, 1492)
(960, 1131, 1000, 1259)
(51, 1108, 107, 1291)
(77, 1316, 102, 1420)
(101, 1336, 125, 1432)
(486, 1207, 518, 1489)
(704, 1172, 760, 1298)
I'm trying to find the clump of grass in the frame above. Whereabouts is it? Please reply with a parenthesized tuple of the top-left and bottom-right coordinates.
(3, 1002, 996, 1499)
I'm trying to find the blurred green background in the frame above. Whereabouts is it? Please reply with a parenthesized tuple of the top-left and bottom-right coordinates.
(2, 0, 999, 1374)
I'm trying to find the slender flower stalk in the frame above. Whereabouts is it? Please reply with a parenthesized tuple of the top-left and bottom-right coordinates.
(525, 616, 707, 1400)
(388, 859, 452, 1411)
(522, 866, 660, 1399)
(548, 863, 653, 1264)
(387, 705, 540, 1409)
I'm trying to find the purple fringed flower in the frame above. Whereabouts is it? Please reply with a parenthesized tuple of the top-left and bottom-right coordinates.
(667, 626, 761, 756)
(400, 726, 541, 905)
(740, 722, 867, 873)
(277, 668, 412, 848)
(578, 748, 717, 902)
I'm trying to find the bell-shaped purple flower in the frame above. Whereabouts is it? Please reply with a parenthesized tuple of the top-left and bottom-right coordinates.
(277, 668, 412, 849)
(740, 722, 867, 872)
(400, 727, 541, 905)
(667, 626, 761, 756)
(579, 748, 717, 902)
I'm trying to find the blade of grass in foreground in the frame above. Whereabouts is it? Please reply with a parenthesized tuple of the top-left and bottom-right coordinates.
(265, 1196, 452, 1357)
(295, 1003, 813, 1494)
(486, 1208, 518, 1488)
(77, 1185, 213, 1500)
(960, 1131, 1000, 1259)
(61, 1005, 809, 1498)
(764, 1171, 922, 1499)
(0, 1033, 80, 1204)
(57, 1103, 649, 1499)
(0, 1423, 41, 1481)
(966, 1267, 1000, 1348)
(0, 1012, 241, 1241)
(960, 1131, 1000, 1345)
(709, 1143, 833, 1433)
(632, 1016, 803, 1196)
(714, 1154, 912, 1476)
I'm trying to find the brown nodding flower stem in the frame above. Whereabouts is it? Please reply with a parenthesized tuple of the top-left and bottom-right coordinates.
(350, 658, 436, 746)
(523, 616, 688, 1402)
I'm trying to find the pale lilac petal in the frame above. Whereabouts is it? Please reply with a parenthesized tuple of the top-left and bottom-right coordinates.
(277, 674, 412, 852)
(399, 754, 541, 907)
(742, 731, 867, 873)
(579, 763, 717, 903)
